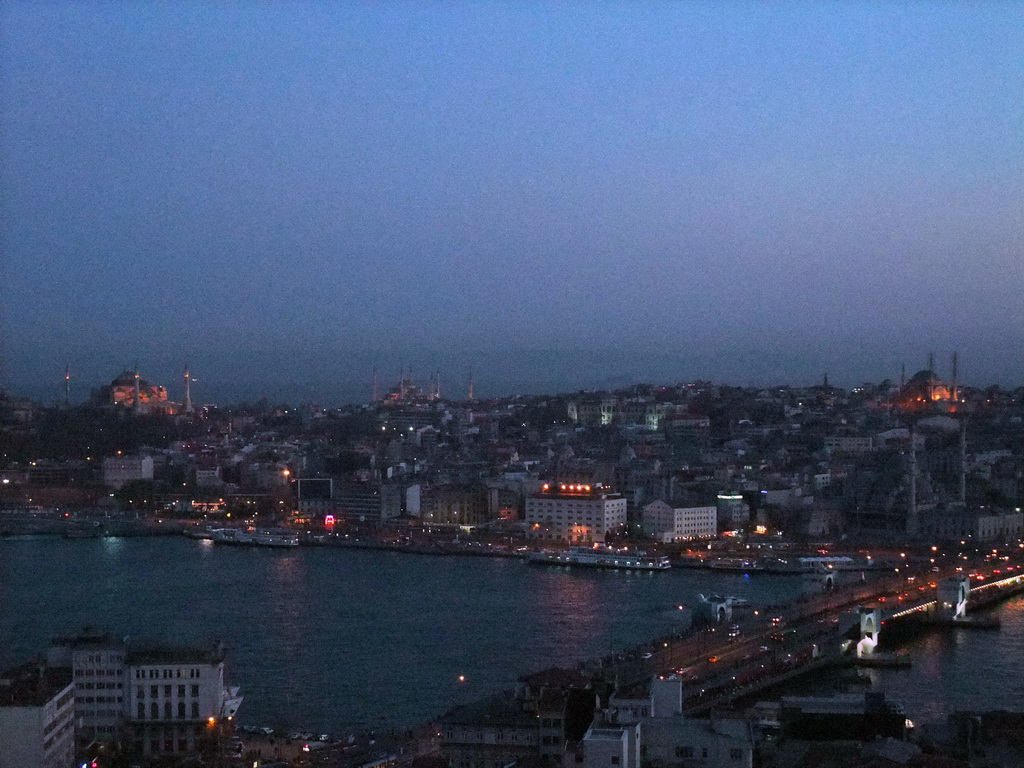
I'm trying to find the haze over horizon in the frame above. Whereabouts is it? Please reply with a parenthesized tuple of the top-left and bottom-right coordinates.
(3, 2, 1022, 404)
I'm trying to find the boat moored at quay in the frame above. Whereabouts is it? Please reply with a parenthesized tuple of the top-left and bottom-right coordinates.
(527, 545, 671, 571)
(210, 528, 300, 548)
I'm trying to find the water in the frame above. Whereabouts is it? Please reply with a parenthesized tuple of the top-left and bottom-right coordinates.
(868, 596, 1024, 723)
(1, 538, 1019, 733)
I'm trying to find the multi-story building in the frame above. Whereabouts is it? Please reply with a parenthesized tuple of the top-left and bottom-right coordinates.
(126, 644, 237, 759)
(0, 662, 75, 768)
(641, 501, 717, 543)
(525, 484, 627, 543)
(102, 456, 154, 490)
(440, 668, 593, 768)
(48, 630, 126, 748)
(585, 677, 753, 768)
(46, 630, 242, 762)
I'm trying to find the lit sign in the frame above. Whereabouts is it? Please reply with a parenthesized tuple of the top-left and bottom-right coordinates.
(324, 515, 335, 526)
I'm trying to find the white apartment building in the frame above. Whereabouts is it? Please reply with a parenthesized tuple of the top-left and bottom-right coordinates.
(525, 483, 627, 543)
(642, 501, 717, 543)
(47, 631, 241, 761)
(102, 455, 154, 490)
(0, 663, 76, 768)
(585, 677, 753, 768)
(48, 631, 126, 747)
(127, 646, 234, 758)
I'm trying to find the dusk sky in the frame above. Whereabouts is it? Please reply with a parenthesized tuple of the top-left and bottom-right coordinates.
(2, 2, 1022, 404)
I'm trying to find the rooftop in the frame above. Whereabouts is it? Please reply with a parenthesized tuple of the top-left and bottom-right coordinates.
(0, 662, 73, 707)
(441, 694, 538, 728)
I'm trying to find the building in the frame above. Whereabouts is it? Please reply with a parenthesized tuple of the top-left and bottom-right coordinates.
(895, 368, 953, 412)
(102, 456, 154, 490)
(586, 677, 752, 768)
(642, 501, 717, 543)
(46, 630, 242, 762)
(525, 483, 627, 543)
(0, 662, 75, 768)
(823, 435, 875, 455)
(416, 484, 494, 527)
(48, 629, 126, 749)
(916, 507, 1024, 543)
(125, 643, 237, 759)
(778, 692, 908, 741)
(440, 668, 593, 768)
(92, 370, 174, 414)
(568, 397, 618, 427)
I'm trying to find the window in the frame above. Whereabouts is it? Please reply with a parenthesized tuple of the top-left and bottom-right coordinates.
(138, 703, 145, 720)
(610, 758, 619, 765)
(675, 747, 694, 758)
(151, 685, 158, 698)
(191, 702, 199, 719)
(150, 740, 159, 754)
(164, 702, 172, 719)
(164, 685, 171, 697)
(151, 702, 159, 719)
(730, 748, 743, 760)
(191, 684, 199, 697)
(178, 685, 185, 697)
(178, 702, 186, 719)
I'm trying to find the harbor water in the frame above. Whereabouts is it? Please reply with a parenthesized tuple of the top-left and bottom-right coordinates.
(1, 537, 1020, 733)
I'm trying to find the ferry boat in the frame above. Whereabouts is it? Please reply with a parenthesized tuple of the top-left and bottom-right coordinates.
(253, 530, 300, 548)
(706, 556, 762, 572)
(210, 528, 256, 546)
(210, 528, 299, 547)
(527, 545, 670, 571)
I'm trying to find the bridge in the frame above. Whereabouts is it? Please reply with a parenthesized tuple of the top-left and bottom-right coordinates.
(593, 555, 1024, 714)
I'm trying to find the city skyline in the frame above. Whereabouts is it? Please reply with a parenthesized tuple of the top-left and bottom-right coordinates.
(3, 2, 1022, 403)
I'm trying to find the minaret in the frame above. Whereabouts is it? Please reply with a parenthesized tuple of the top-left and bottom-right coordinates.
(435, 370, 441, 401)
(63, 365, 71, 408)
(927, 352, 935, 373)
(183, 366, 194, 414)
(371, 367, 378, 403)
(133, 363, 141, 412)
(951, 351, 959, 405)
(959, 419, 967, 506)
(468, 370, 474, 402)
(907, 430, 918, 536)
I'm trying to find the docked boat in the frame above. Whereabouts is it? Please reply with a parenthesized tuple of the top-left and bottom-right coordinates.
(706, 557, 763, 572)
(210, 528, 256, 546)
(527, 545, 670, 570)
(221, 685, 244, 718)
(253, 530, 300, 548)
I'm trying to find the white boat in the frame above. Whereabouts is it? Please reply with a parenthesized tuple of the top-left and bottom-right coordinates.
(254, 531, 300, 548)
(210, 528, 256, 545)
(699, 594, 750, 607)
(221, 685, 244, 718)
(527, 545, 670, 571)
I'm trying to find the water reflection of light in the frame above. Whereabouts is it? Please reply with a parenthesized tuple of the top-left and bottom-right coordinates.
(536, 573, 602, 650)
(199, 539, 214, 549)
(101, 536, 123, 553)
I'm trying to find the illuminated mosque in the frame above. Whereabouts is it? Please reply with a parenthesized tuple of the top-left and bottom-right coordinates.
(91, 366, 194, 415)
(894, 353, 959, 413)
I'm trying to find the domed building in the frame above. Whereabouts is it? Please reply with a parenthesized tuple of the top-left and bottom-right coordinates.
(93, 370, 174, 414)
(896, 369, 952, 411)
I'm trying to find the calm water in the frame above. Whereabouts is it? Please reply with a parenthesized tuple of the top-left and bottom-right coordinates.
(0, 538, 1018, 733)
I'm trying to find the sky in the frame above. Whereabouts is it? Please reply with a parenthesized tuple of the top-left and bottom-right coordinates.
(2, 1, 1022, 405)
